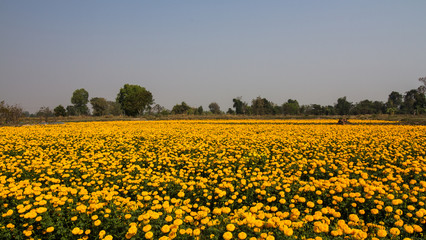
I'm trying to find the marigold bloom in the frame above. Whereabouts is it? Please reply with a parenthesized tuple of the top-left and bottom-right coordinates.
(223, 232, 233, 240)
(238, 232, 247, 239)
(226, 224, 236, 231)
(390, 228, 400, 236)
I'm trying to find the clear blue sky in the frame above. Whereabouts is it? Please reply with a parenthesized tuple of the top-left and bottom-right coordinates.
(1, 1, 425, 113)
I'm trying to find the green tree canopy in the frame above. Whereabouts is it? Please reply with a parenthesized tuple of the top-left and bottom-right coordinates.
(53, 105, 66, 117)
(335, 96, 352, 115)
(71, 88, 89, 115)
(233, 97, 246, 115)
(90, 97, 108, 116)
(208, 102, 221, 114)
(116, 84, 154, 116)
(171, 102, 191, 114)
(282, 99, 300, 115)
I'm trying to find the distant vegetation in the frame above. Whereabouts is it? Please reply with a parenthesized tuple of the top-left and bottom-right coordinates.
(1, 78, 425, 125)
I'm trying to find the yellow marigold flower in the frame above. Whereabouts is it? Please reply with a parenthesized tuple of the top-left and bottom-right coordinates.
(193, 228, 201, 236)
(161, 225, 170, 233)
(349, 214, 359, 222)
(143, 224, 152, 232)
(305, 215, 314, 222)
(284, 227, 293, 236)
(104, 235, 113, 240)
(94, 219, 101, 226)
(413, 224, 422, 233)
(377, 229, 387, 238)
(404, 225, 414, 234)
(389, 227, 400, 236)
(145, 231, 154, 239)
(165, 215, 173, 222)
(99, 230, 106, 238)
(72, 227, 81, 235)
(223, 231, 233, 240)
(395, 219, 404, 227)
(23, 230, 32, 237)
(238, 232, 247, 239)
(173, 219, 183, 226)
(24, 211, 37, 219)
(226, 224, 236, 232)
(46, 226, 54, 233)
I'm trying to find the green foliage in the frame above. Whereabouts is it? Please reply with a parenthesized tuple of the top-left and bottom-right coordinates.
(251, 97, 274, 115)
(171, 102, 191, 114)
(351, 100, 385, 115)
(53, 105, 66, 117)
(66, 105, 76, 116)
(90, 97, 108, 116)
(196, 106, 204, 115)
(116, 84, 154, 116)
(387, 91, 403, 113)
(208, 102, 221, 114)
(232, 97, 246, 115)
(334, 96, 352, 116)
(282, 99, 300, 115)
(106, 101, 122, 116)
(71, 89, 89, 115)
(402, 89, 426, 114)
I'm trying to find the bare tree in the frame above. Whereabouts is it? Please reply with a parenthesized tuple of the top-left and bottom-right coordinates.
(0, 101, 23, 124)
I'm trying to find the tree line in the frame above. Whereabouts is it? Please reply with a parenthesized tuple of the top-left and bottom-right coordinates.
(1, 78, 425, 124)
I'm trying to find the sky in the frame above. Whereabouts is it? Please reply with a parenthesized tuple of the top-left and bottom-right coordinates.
(1, 1, 425, 114)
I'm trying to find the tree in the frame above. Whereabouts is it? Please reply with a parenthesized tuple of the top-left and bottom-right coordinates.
(171, 102, 191, 114)
(419, 77, 426, 94)
(334, 97, 352, 115)
(71, 88, 89, 115)
(0, 101, 23, 124)
(227, 108, 235, 114)
(282, 99, 300, 115)
(251, 97, 274, 115)
(309, 104, 324, 115)
(54, 105, 67, 117)
(151, 104, 165, 115)
(208, 102, 221, 114)
(196, 106, 204, 115)
(66, 105, 77, 116)
(233, 97, 246, 115)
(116, 84, 154, 117)
(402, 89, 426, 114)
(351, 100, 375, 115)
(90, 97, 108, 116)
(386, 91, 403, 114)
(106, 101, 122, 116)
(37, 107, 53, 122)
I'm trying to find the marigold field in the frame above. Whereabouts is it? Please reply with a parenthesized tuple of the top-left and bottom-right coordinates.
(1, 120, 425, 240)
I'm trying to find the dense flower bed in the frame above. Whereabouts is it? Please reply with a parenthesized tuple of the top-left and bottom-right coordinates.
(0, 120, 425, 240)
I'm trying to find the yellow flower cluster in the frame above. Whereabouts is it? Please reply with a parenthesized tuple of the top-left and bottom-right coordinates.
(0, 120, 425, 240)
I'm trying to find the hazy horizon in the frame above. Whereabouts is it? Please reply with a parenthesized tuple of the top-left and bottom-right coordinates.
(1, 1, 425, 114)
